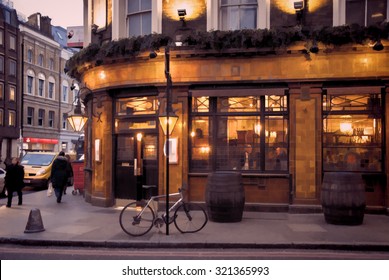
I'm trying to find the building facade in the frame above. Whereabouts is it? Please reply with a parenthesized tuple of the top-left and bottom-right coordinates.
(72, 0, 389, 213)
(0, 2, 20, 168)
(19, 13, 80, 157)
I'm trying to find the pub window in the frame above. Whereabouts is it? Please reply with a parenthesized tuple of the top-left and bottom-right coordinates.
(323, 93, 383, 172)
(346, 0, 387, 26)
(220, 0, 258, 31)
(190, 94, 288, 173)
(127, 0, 152, 37)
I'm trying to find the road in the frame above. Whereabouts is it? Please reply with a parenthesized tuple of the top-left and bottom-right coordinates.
(1, 244, 389, 259)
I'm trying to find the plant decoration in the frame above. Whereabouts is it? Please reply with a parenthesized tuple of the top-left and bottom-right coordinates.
(66, 22, 389, 79)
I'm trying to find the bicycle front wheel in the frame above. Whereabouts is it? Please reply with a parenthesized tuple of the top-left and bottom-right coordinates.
(119, 202, 155, 236)
(174, 203, 208, 233)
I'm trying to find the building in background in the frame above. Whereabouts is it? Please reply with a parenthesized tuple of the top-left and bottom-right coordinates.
(0, 1, 20, 168)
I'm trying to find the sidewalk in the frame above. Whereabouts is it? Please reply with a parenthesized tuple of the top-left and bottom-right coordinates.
(1, 189, 389, 251)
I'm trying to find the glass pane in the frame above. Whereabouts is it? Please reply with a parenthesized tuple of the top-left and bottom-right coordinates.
(141, 0, 152, 10)
(216, 116, 261, 171)
(128, 0, 140, 13)
(221, 6, 239, 30)
(346, 0, 365, 26)
(323, 94, 381, 112)
(192, 97, 209, 112)
(218, 96, 260, 112)
(141, 12, 151, 35)
(117, 136, 134, 161)
(129, 14, 141, 37)
(324, 147, 381, 171)
(266, 95, 287, 111)
(190, 117, 211, 171)
(240, 6, 256, 29)
(265, 116, 288, 171)
(116, 96, 158, 116)
(143, 135, 157, 160)
(367, 0, 387, 25)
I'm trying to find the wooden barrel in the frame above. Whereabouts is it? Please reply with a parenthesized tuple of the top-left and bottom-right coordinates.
(321, 172, 366, 225)
(205, 171, 245, 223)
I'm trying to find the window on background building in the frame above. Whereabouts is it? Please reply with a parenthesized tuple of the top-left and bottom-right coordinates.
(9, 35, 16, 50)
(9, 60, 16, 76)
(48, 81, 54, 99)
(220, 0, 258, 30)
(0, 83, 3, 99)
(127, 0, 152, 37)
(38, 54, 44, 67)
(38, 79, 44, 97)
(49, 58, 54, 70)
(27, 49, 33, 63)
(323, 92, 383, 172)
(8, 111, 16, 127)
(27, 76, 34, 94)
(190, 94, 288, 172)
(4, 9, 11, 24)
(9, 86, 16, 101)
(0, 56, 4, 73)
(62, 85, 68, 102)
(27, 107, 34, 125)
(62, 113, 67, 129)
(38, 109, 45, 126)
(346, 0, 387, 26)
(48, 110, 55, 128)
(0, 109, 3, 126)
(0, 30, 3, 45)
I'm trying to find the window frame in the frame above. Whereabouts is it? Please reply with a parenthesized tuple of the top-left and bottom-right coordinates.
(38, 109, 45, 127)
(126, 0, 152, 37)
(27, 107, 34, 126)
(220, 0, 258, 31)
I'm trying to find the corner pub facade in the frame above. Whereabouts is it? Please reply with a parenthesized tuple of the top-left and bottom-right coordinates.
(72, 0, 389, 214)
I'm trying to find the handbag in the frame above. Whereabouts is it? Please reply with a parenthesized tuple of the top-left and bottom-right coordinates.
(67, 176, 74, 186)
(47, 183, 53, 197)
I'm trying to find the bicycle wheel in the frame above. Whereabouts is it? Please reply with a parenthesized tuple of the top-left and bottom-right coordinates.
(174, 203, 208, 233)
(119, 202, 155, 236)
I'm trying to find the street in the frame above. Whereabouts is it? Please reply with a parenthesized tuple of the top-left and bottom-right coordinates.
(1, 245, 389, 260)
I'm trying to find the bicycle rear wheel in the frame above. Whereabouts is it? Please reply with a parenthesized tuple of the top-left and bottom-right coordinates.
(119, 202, 155, 236)
(174, 203, 208, 233)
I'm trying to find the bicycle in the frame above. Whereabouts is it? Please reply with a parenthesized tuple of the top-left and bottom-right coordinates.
(119, 185, 208, 236)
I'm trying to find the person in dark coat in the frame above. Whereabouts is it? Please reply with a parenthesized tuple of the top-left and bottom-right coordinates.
(5, 157, 25, 208)
(50, 151, 70, 203)
(63, 154, 74, 195)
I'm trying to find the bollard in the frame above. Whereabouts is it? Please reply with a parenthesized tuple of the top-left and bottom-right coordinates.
(24, 208, 45, 233)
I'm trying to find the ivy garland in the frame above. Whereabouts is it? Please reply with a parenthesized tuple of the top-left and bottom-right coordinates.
(66, 23, 389, 79)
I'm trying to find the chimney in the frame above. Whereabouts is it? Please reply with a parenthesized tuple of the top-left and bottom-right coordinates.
(40, 16, 53, 38)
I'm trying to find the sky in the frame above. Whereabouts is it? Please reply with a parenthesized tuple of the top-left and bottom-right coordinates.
(10, 0, 83, 28)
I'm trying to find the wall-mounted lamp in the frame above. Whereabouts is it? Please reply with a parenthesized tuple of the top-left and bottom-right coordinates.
(294, 1, 305, 25)
(177, 9, 187, 27)
(67, 82, 102, 132)
(373, 39, 384, 51)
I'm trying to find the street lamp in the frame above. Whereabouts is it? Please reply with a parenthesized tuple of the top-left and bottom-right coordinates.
(67, 90, 88, 132)
(151, 46, 178, 235)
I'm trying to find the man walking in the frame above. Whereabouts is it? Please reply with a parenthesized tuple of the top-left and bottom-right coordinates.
(5, 157, 25, 208)
(50, 151, 70, 203)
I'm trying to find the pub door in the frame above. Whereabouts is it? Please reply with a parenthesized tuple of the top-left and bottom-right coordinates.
(115, 133, 158, 199)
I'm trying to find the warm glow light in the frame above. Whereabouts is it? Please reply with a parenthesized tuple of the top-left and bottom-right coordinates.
(159, 115, 179, 135)
(99, 71, 106, 80)
(200, 146, 210, 153)
(274, 0, 328, 14)
(136, 133, 143, 142)
(67, 115, 88, 132)
(254, 124, 261, 134)
(163, 0, 206, 21)
(190, 131, 196, 137)
(340, 122, 353, 134)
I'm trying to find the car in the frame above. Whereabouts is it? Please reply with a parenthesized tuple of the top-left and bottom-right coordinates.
(20, 152, 58, 189)
(0, 167, 6, 196)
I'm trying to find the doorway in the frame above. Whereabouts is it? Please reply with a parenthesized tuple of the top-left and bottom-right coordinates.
(115, 133, 158, 199)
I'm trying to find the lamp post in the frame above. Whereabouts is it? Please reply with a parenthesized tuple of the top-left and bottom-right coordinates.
(157, 46, 178, 235)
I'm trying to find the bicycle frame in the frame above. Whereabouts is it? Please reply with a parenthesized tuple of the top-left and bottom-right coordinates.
(138, 191, 183, 221)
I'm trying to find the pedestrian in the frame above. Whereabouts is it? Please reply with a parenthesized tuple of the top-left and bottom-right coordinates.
(63, 154, 74, 195)
(5, 157, 25, 208)
(50, 151, 70, 203)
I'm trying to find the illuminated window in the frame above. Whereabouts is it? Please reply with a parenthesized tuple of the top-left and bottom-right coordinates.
(323, 93, 383, 172)
(8, 111, 16, 127)
(0, 109, 3, 126)
(190, 93, 288, 172)
(0, 83, 3, 100)
(9, 86, 16, 101)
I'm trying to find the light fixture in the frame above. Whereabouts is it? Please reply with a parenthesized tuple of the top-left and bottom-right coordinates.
(373, 39, 384, 51)
(67, 91, 88, 132)
(177, 9, 187, 27)
(294, 1, 305, 25)
(158, 109, 179, 136)
(294, 1, 304, 10)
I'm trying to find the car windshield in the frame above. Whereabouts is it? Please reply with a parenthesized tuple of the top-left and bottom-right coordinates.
(21, 154, 56, 166)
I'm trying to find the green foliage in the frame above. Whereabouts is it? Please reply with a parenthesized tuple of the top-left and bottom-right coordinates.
(65, 22, 389, 79)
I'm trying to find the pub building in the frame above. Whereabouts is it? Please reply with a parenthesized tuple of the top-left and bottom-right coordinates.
(67, 0, 389, 214)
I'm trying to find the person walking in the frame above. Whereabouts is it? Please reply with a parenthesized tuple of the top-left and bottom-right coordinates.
(50, 151, 70, 203)
(5, 157, 25, 208)
(63, 154, 74, 195)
